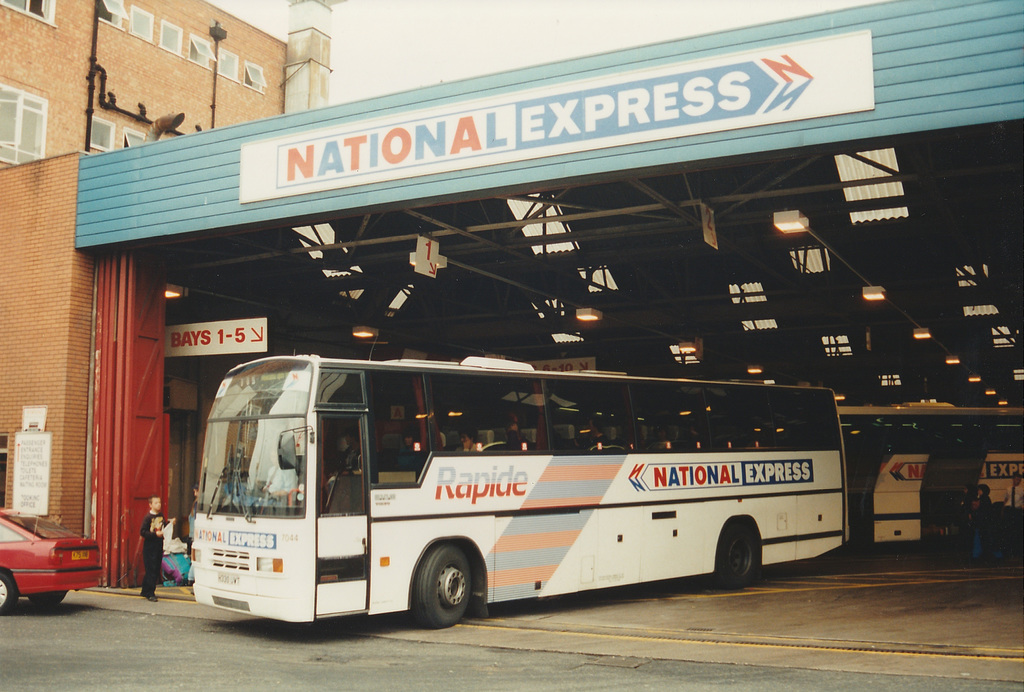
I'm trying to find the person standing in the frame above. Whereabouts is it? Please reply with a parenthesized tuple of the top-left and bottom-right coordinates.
(140, 495, 166, 602)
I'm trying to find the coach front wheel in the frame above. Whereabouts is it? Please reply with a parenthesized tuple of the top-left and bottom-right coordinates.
(412, 543, 470, 629)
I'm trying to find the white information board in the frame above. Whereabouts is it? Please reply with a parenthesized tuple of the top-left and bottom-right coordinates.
(12, 432, 52, 515)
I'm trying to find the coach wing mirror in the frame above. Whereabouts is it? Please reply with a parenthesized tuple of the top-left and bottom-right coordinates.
(278, 431, 298, 471)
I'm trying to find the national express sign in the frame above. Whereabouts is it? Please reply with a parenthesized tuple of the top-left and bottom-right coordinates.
(239, 32, 873, 203)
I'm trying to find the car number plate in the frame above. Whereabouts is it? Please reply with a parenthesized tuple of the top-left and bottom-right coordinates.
(218, 573, 239, 585)
(71, 550, 89, 560)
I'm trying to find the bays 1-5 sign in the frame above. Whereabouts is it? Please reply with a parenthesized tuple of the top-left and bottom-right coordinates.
(166, 318, 268, 357)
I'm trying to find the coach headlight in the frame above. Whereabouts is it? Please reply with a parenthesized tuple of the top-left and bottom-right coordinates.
(257, 557, 284, 573)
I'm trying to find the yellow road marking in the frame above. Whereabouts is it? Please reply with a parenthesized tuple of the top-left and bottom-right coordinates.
(460, 622, 1024, 662)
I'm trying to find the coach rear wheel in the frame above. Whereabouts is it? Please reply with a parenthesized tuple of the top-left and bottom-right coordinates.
(412, 544, 470, 629)
(715, 522, 762, 590)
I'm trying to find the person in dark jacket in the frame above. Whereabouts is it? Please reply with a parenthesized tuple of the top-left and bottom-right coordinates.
(139, 495, 166, 602)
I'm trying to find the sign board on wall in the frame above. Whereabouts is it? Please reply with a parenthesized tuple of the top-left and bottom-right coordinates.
(529, 357, 598, 373)
(12, 432, 52, 515)
(166, 318, 268, 357)
(240, 32, 873, 203)
(21, 405, 47, 431)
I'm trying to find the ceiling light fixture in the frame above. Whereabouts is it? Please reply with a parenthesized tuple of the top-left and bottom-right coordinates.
(773, 210, 811, 233)
(862, 286, 886, 301)
(945, 355, 960, 365)
(352, 326, 378, 339)
(576, 307, 602, 322)
(164, 284, 187, 299)
(747, 365, 763, 375)
(913, 327, 931, 340)
(968, 375, 982, 383)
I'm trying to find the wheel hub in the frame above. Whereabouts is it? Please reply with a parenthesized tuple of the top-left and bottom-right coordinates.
(437, 565, 466, 607)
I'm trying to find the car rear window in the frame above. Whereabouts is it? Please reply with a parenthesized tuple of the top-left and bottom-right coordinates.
(3, 515, 81, 539)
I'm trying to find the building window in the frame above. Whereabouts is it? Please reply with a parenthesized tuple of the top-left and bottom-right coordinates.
(129, 6, 153, 41)
(218, 50, 239, 81)
(123, 127, 144, 147)
(244, 62, 266, 93)
(160, 20, 182, 55)
(189, 35, 216, 69)
(0, 83, 47, 164)
(97, 0, 128, 28)
(90, 116, 115, 151)
(1, 0, 55, 22)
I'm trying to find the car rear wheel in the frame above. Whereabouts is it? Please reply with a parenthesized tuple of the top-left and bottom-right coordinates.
(28, 590, 68, 609)
(0, 571, 18, 615)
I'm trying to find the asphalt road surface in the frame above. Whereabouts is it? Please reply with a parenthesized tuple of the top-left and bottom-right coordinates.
(2, 547, 1021, 691)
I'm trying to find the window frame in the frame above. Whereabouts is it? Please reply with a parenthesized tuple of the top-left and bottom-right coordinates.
(97, 0, 128, 28)
(159, 20, 183, 56)
(244, 62, 267, 93)
(217, 49, 239, 82)
(89, 116, 115, 151)
(1, 83, 47, 164)
(122, 127, 145, 148)
(1, 0, 55, 22)
(129, 5, 154, 42)
(188, 34, 216, 70)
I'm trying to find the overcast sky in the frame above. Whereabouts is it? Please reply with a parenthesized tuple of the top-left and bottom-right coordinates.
(208, 0, 893, 104)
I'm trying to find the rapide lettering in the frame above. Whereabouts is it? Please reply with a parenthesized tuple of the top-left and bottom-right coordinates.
(435, 465, 529, 504)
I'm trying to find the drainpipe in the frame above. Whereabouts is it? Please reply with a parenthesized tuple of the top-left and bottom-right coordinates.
(209, 21, 227, 128)
(85, 0, 101, 151)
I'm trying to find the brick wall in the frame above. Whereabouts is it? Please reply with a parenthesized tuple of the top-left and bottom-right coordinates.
(0, 0, 286, 531)
(1, 0, 286, 161)
(0, 154, 92, 531)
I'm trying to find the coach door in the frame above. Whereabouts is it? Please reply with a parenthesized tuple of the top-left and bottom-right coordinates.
(315, 414, 369, 616)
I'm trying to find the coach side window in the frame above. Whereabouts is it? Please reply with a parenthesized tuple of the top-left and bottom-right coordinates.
(369, 372, 429, 484)
(546, 379, 633, 451)
(632, 383, 710, 451)
(705, 385, 773, 450)
(769, 388, 840, 450)
(431, 374, 548, 452)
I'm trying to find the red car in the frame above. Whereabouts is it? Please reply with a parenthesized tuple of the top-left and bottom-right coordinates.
(0, 509, 102, 614)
